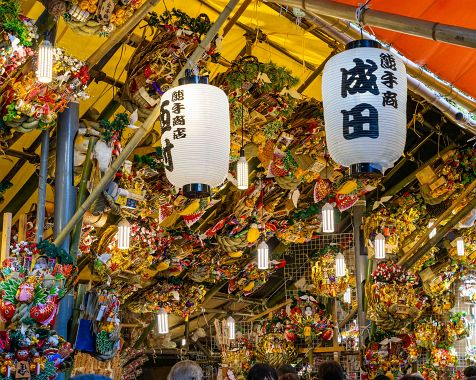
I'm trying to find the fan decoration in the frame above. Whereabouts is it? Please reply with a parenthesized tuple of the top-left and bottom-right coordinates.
(2, 48, 89, 133)
(366, 262, 427, 331)
(288, 294, 334, 342)
(120, 8, 219, 121)
(49, 0, 148, 36)
(310, 248, 349, 298)
(0, 241, 75, 379)
(255, 333, 297, 368)
(362, 334, 419, 379)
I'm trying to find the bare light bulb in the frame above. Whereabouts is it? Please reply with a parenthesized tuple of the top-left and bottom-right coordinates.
(257, 240, 269, 270)
(322, 203, 334, 233)
(428, 221, 437, 239)
(37, 40, 54, 83)
(335, 252, 346, 278)
(237, 149, 249, 190)
(227, 315, 235, 340)
(456, 237, 465, 256)
(374, 233, 386, 259)
(181, 338, 187, 346)
(157, 308, 169, 334)
(117, 219, 131, 250)
(343, 287, 351, 304)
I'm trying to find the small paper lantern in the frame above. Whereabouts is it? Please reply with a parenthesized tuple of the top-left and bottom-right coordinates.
(322, 40, 407, 176)
(181, 338, 187, 346)
(157, 308, 169, 334)
(374, 233, 386, 259)
(237, 149, 249, 190)
(159, 72, 230, 198)
(343, 287, 352, 304)
(257, 240, 269, 270)
(321, 203, 335, 233)
(456, 237, 465, 256)
(335, 252, 346, 278)
(117, 219, 131, 250)
(227, 316, 235, 340)
(37, 40, 54, 83)
(428, 221, 437, 239)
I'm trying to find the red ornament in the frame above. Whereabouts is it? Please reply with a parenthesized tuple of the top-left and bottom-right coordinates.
(0, 301, 16, 322)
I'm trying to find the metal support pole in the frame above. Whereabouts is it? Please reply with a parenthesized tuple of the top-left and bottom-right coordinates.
(352, 200, 369, 349)
(266, 0, 476, 49)
(36, 130, 50, 243)
(54, 102, 79, 380)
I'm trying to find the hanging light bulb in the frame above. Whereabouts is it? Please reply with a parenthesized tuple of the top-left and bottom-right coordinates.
(428, 221, 436, 239)
(227, 316, 235, 340)
(335, 252, 346, 277)
(117, 219, 131, 250)
(343, 287, 351, 304)
(181, 338, 187, 346)
(322, 203, 335, 233)
(374, 233, 386, 259)
(456, 237, 465, 256)
(237, 149, 249, 190)
(157, 308, 169, 334)
(257, 239, 269, 270)
(37, 40, 54, 83)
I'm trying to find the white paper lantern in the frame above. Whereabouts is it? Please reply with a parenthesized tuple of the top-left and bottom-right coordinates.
(374, 233, 386, 259)
(343, 287, 351, 304)
(237, 149, 249, 190)
(257, 240, 269, 270)
(227, 316, 236, 340)
(322, 203, 335, 233)
(157, 308, 169, 334)
(456, 237, 465, 256)
(117, 219, 131, 250)
(335, 252, 346, 278)
(159, 74, 230, 198)
(37, 40, 54, 83)
(181, 338, 187, 346)
(322, 40, 407, 176)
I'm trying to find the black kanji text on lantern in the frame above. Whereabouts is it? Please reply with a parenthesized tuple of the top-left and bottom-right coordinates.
(341, 58, 379, 98)
(341, 103, 379, 140)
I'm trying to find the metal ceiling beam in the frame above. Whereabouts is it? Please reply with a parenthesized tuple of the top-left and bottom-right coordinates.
(267, 0, 476, 49)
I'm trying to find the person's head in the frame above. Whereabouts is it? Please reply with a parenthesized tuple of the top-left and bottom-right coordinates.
(279, 374, 299, 380)
(277, 365, 298, 380)
(167, 360, 203, 380)
(71, 376, 111, 380)
(374, 376, 391, 380)
(247, 363, 278, 380)
(400, 375, 423, 380)
(465, 366, 476, 379)
(318, 361, 344, 380)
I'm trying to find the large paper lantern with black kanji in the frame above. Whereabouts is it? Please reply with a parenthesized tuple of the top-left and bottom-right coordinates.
(159, 73, 230, 198)
(322, 40, 407, 176)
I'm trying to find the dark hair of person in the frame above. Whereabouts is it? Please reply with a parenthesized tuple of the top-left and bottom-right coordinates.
(374, 375, 391, 380)
(279, 374, 299, 380)
(465, 366, 476, 378)
(277, 365, 298, 376)
(247, 363, 278, 380)
(400, 376, 423, 380)
(318, 361, 344, 380)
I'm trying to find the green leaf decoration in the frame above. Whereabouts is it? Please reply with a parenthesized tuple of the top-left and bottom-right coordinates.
(32, 359, 56, 380)
(0, 278, 20, 303)
(33, 284, 47, 306)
